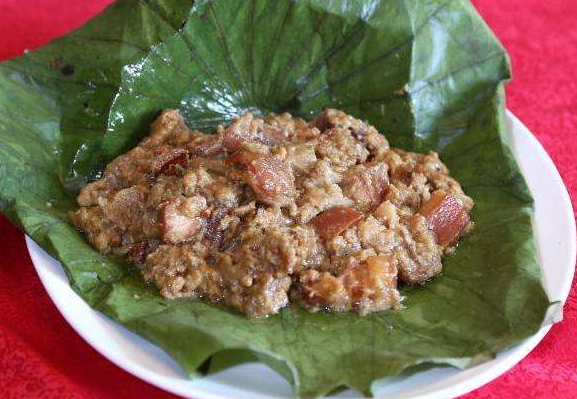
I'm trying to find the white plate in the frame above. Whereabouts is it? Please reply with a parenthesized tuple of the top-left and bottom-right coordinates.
(26, 111, 576, 399)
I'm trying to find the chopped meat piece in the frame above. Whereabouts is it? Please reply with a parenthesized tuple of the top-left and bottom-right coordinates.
(237, 275, 292, 318)
(326, 226, 362, 257)
(396, 215, 442, 284)
(203, 206, 229, 247)
(419, 189, 448, 216)
(71, 109, 473, 318)
(142, 245, 223, 299)
(187, 134, 223, 156)
(152, 148, 189, 176)
(345, 255, 400, 314)
(312, 206, 364, 240)
(301, 159, 341, 188)
(341, 163, 389, 211)
(358, 216, 397, 254)
(313, 108, 366, 133)
(281, 143, 317, 175)
(69, 206, 121, 253)
(297, 183, 352, 223)
(301, 255, 401, 314)
(158, 196, 208, 244)
(222, 113, 287, 151)
(128, 242, 152, 263)
(101, 146, 155, 188)
(301, 269, 348, 307)
(265, 113, 317, 142)
(316, 128, 369, 173)
(373, 200, 399, 229)
(364, 130, 390, 160)
(257, 124, 286, 146)
(77, 179, 109, 207)
(222, 113, 256, 151)
(144, 109, 196, 147)
(228, 150, 295, 206)
(313, 108, 391, 160)
(420, 190, 471, 246)
(101, 186, 155, 240)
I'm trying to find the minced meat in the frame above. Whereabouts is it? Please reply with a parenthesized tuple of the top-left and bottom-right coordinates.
(70, 109, 474, 318)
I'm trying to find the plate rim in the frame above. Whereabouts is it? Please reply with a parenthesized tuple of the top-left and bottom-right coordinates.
(25, 110, 576, 399)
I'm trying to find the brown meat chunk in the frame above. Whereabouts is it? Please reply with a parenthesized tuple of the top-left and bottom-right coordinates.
(228, 150, 295, 206)
(222, 113, 256, 151)
(235, 275, 292, 318)
(341, 163, 389, 211)
(301, 255, 401, 314)
(69, 207, 121, 253)
(281, 143, 317, 175)
(420, 190, 471, 246)
(158, 196, 207, 244)
(396, 215, 443, 284)
(152, 147, 189, 176)
(144, 109, 195, 147)
(313, 108, 367, 134)
(312, 206, 364, 240)
(142, 244, 222, 300)
(222, 113, 288, 151)
(187, 134, 224, 156)
(77, 179, 110, 207)
(101, 186, 146, 230)
(203, 207, 230, 247)
(316, 128, 369, 173)
(297, 183, 352, 223)
(128, 242, 152, 264)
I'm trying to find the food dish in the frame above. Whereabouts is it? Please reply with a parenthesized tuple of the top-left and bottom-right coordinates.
(27, 111, 575, 399)
(71, 109, 472, 317)
(0, 0, 564, 397)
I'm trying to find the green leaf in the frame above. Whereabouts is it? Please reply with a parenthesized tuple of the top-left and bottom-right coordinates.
(0, 0, 554, 398)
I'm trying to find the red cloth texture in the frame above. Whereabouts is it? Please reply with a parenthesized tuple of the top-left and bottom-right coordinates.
(0, 0, 576, 398)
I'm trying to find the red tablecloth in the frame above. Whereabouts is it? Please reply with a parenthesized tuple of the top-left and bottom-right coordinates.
(0, 1, 575, 398)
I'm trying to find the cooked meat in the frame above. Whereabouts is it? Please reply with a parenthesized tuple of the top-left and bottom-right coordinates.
(300, 255, 401, 315)
(71, 108, 474, 318)
(152, 147, 189, 176)
(341, 163, 389, 211)
(227, 150, 295, 206)
(158, 196, 207, 244)
(419, 190, 471, 247)
(312, 206, 364, 240)
(395, 215, 443, 284)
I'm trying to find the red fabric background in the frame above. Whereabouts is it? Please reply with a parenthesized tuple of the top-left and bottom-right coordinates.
(0, 0, 575, 398)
